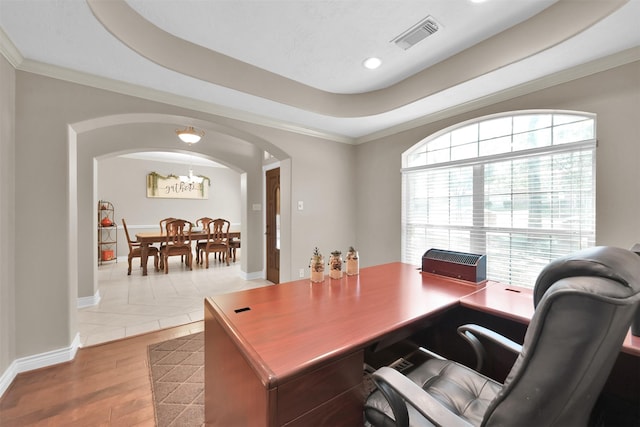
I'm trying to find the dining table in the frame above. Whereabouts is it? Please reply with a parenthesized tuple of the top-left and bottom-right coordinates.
(135, 229, 241, 275)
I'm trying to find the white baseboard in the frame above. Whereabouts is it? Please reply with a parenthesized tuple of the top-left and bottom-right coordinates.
(242, 270, 264, 281)
(0, 360, 17, 399)
(0, 332, 80, 399)
(77, 289, 101, 308)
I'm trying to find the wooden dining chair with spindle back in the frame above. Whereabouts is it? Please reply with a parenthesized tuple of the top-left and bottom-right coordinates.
(159, 219, 193, 273)
(159, 217, 186, 266)
(122, 218, 159, 275)
(195, 217, 215, 263)
(197, 218, 231, 268)
(159, 217, 177, 234)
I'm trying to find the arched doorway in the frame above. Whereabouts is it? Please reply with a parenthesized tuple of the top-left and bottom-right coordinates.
(69, 114, 292, 340)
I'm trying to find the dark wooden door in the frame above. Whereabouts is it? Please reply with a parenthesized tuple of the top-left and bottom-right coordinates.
(266, 167, 280, 284)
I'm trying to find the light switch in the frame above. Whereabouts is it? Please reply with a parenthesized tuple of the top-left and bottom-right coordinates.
(297, 201, 304, 210)
(252, 203, 261, 211)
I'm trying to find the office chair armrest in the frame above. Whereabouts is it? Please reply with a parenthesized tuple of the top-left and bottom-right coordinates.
(457, 324, 522, 371)
(372, 367, 474, 427)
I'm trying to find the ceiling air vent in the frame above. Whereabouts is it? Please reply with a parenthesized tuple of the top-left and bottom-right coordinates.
(392, 16, 439, 50)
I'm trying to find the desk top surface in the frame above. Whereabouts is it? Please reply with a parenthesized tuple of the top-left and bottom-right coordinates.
(206, 262, 640, 385)
(462, 281, 640, 356)
(206, 262, 483, 384)
(460, 281, 534, 324)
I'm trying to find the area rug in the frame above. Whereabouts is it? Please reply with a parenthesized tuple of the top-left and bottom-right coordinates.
(149, 331, 379, 426)
(148, 332, 205, 427)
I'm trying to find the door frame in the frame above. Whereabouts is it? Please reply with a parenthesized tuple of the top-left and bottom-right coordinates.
(263, 162, 279, 283)
(265, 167, 280, 283)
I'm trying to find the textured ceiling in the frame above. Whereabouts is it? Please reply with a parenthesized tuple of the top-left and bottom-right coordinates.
(126, 0, 556, 94)
(1, 0, 639, 141)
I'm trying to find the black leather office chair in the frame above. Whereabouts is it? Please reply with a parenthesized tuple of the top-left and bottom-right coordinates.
(364, 246, 640, 427)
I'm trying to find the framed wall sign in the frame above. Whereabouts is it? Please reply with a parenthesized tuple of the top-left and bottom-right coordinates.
(146, 171, 210, 199)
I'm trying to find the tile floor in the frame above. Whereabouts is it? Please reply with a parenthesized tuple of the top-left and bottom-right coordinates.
(78, 251, 271, 347)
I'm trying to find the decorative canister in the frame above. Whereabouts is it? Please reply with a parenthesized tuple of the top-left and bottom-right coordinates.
(309, 247, 325, 283)
(329, 250, 343, 280)
(346, 246, 359, 276)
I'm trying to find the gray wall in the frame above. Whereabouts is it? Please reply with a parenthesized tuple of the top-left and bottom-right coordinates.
(79, 155, 243, 302)
(1, 57, 639, 389)
(97, 156, 241, 258)
(11, 70, 356, 364)
(0, 53, 16, 385)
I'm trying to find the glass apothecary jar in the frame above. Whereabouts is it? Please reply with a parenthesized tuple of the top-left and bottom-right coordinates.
(346, 246, 359, 276)
(329, 250, 343, 279)
(309, 247, 325, 283)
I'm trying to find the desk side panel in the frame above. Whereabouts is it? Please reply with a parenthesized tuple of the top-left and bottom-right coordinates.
(205, 301, 275, 427)
(283, 384, 365, 427)
(277, 351, 363, 425)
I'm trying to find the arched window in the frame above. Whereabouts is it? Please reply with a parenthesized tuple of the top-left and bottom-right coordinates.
(402, 111, 596, 287)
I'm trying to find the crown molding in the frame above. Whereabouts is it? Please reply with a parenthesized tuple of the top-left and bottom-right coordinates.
(2, 27, 637, 147)
(355, 46, 640, 145)
(18, 58, 355, 144)
(0, 30, 354, 145)
(0, 27, 23, 68)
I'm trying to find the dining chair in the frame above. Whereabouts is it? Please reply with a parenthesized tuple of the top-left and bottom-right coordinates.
(159, 217, 177, 234)
(159, 217, 187, 264)
(122, 218, 159, 275)
(229, 237, 240, 263)
(197, 218, 231, 268)
(195, 217, 215, 263)
(159, 219, 193, 274)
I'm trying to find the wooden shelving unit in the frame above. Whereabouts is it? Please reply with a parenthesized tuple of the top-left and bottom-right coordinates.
(98, 200, 117, 264)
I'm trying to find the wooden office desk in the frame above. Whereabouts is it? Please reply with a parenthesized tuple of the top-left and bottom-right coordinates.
(461, 281, 640, 357)
(135, 230, 240, 275)
(204, 263, 482, 426)
(460, 281, 534, 324)
(204, 262, 640, 426)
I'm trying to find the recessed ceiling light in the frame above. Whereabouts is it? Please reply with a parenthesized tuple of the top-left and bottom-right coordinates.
(363, 57, 382, 70)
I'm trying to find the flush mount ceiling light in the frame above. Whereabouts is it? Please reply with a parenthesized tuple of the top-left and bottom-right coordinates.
(363, 57, 382, 70)
(176, 126, 204, 144)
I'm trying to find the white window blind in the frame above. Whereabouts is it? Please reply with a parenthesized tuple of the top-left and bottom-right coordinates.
(402, 112, 595, 287)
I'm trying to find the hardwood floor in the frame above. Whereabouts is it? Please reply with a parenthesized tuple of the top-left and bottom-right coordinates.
(0, 321, 204, 426)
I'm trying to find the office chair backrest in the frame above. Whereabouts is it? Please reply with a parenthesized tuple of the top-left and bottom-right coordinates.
(483, 246, 640, 426)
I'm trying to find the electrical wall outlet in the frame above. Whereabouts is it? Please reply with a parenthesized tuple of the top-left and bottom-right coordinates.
(299, 268, 305, 278)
